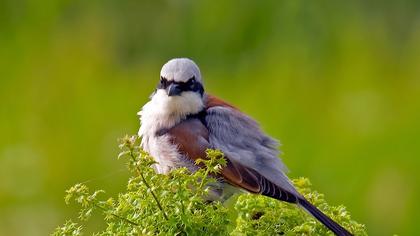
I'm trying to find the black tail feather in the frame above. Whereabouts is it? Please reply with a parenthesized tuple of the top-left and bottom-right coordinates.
(298, 198, 353, 236)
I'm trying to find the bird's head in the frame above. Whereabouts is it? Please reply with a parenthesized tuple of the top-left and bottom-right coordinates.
(158, 58, 204, 97)
(147, 58, 205, 120)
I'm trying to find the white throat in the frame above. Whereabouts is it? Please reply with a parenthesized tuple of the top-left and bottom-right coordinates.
(138, 89, 204, 137)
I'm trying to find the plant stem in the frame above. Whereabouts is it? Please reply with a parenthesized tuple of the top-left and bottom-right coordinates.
(130, 151, 169, 221)
(198, 158, 213, 190)
(94, 203, 139, 226)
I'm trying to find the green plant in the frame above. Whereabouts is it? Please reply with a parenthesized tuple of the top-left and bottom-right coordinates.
(53, 135, 367, 235)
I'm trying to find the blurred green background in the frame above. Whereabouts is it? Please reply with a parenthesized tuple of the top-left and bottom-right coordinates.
(1, 0, 419, 235)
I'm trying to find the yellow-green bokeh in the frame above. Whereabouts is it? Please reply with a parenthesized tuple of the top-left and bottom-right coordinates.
(1, 1, 419, 235)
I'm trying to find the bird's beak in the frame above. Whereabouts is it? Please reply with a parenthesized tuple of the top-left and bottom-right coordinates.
(166, 83, 182, 96)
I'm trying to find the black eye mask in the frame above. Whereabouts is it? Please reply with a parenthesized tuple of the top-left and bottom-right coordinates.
(157, 76, 204, 95)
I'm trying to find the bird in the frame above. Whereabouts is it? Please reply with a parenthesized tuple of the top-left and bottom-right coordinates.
(138, 58, 352, 236)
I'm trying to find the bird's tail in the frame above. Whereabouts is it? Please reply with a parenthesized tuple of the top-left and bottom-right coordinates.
(298, 198, 353, 236)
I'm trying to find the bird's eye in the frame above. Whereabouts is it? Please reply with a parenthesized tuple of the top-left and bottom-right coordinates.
(160, 77, 168, 88)
(189, 76, 196, 84)
(187, 77, 196, 87)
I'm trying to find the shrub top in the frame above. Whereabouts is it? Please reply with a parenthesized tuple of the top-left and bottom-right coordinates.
(53, 135, 367, 236)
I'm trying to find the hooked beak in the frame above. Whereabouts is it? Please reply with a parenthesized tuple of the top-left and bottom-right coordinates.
(166, 83, 182, 96)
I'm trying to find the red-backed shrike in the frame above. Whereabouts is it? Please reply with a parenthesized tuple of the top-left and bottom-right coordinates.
(138, 58, 352, 236)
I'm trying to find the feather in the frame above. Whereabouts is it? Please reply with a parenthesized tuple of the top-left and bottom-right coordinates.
(164, 94, 298, 198)
(299, 198, 353, 236)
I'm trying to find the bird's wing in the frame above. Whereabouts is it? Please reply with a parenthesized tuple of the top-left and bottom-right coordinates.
(204, 94, 299, 196)
(164, 95, 299, 203)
